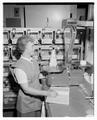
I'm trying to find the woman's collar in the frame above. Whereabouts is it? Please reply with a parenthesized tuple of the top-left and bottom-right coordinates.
(21, 55, 32, 62)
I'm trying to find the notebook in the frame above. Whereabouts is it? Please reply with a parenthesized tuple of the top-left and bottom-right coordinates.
(46, 87, 69, 105)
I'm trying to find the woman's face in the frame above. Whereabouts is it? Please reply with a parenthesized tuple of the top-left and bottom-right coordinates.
(25, 41, 35, 56)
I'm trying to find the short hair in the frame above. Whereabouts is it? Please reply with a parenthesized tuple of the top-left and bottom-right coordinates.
(14, 35, 34, 59)
(16, 35, 34, 54)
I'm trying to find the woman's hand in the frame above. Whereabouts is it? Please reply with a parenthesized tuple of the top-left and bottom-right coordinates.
(47, 89, 58, 97)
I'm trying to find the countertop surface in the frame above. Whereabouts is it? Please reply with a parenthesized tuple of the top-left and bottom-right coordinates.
(45, 69, 94, 117)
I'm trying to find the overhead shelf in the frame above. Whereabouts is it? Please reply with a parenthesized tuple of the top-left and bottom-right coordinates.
(77, 21, 94, 27)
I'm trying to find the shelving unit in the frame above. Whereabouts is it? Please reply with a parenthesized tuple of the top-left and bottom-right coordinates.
(3, 25, 85, 110)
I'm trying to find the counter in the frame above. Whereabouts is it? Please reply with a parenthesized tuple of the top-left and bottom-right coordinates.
(45, 69, 94, 117)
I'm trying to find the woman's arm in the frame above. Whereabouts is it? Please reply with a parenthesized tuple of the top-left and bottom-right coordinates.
(14, 68, 57, 97)
(20, 82, 50, 96)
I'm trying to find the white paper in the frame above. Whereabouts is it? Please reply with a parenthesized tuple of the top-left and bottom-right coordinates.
(49, 49, 57, 67)
(46, 87, 69, 105)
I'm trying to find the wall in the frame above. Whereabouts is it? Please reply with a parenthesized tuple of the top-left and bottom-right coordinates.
(87, 4, 94, 20)
(77, 8, 86, 20)
(3, 5, 24, 27)
(25, 5, 77, 28)
(3, 5, 77, 28)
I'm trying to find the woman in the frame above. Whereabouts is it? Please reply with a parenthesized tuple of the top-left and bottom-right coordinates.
(13, 35, 57, 117)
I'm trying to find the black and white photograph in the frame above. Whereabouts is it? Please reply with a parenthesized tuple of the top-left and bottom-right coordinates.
(1, 1, 95, 118)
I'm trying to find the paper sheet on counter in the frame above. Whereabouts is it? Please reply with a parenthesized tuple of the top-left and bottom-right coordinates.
(46, 87, 70, 105)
